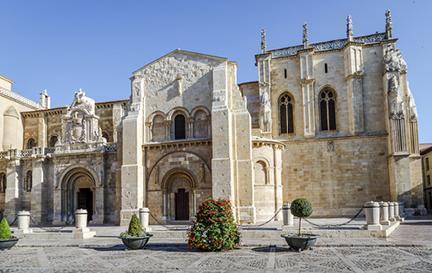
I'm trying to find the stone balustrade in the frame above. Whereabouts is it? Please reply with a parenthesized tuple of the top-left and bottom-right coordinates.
(0, 144, 116, 161)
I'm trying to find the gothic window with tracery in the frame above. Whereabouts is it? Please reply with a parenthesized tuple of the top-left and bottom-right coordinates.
(320, 88, 336, 131)
(279, 93, 294, 134)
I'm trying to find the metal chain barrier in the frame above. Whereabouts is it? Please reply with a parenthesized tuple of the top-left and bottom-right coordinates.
(9, 215, 18, 226)
(241, 207, 282, 229)
(149, 212, 189, 231)
(303, 207, 364, 228)
(30, 215, 65, 232)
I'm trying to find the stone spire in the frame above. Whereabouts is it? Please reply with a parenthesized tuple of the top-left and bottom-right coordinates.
(303, 23, 308, 48)
(347, 15, 353, 41)
(260, 29, 266, 53)
(385, 9, 393, 39)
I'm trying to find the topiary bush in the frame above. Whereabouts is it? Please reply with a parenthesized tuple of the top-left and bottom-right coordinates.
(291, 198, 313, 236)
(188, 199, 240, 251)
(120, 214, 145, 238)
(0, 218, 12, 240)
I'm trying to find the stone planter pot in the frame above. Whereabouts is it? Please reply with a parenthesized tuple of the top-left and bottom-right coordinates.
(281, 234, 318, 252)
(121, 234, 153, 250)
(0, 237, 19, 250)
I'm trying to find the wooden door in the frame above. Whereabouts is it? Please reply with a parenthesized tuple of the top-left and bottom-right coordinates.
(77, 188, 93, 221)
(175, 188, 189, 220)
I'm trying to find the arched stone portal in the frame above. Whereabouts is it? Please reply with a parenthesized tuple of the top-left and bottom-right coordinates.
(58, 167, 103, 224)
(162, 170, 196, 221)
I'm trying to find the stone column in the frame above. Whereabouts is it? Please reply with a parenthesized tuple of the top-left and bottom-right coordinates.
(379, 201, 390, 225)
(93, 186, 104, 224)
(31, 158, 45, 224)
(17, 210, 32, 234)
(388, 202, 395, 221)
(139, 207, 151, 232)
(282, 203, 294, 226)
(4, 156, 20, 221)
(363, 201, 382, 230)
(301, 80, 316, 137)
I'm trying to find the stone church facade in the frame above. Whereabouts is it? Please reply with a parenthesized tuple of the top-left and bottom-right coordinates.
(0, 12, 423, 225)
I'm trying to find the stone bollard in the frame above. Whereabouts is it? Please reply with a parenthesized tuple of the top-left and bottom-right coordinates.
(72, 209, 96, 239)
(393, 202, 401, 221)
(379, 202, 391, 225)
(363, 201, 382, 230)
(17, 211, 32, 234)
(139, 208, 151, 232)
(398, 202, 405, 217)
(282, 203, 294, 227)
(398, 202, 405, 221)
(388, 202, 395, 222)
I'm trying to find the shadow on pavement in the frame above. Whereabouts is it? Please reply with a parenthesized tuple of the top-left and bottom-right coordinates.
(252, 246, 292, 253)
(82, 243, 191, 252)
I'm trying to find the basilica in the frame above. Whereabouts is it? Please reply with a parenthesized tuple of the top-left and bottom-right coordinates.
(0, 12, 423, 225)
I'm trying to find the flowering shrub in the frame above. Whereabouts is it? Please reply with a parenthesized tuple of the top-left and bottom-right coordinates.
(188, 199, 240, 251)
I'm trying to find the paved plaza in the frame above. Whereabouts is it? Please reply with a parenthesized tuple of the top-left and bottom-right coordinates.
(1, 219, 432, 273)
(1, 245, 432, 273)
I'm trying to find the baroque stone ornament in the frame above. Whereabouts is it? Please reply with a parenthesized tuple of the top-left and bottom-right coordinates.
(60, 89, 104, 146)
(259, 89, 272, 132)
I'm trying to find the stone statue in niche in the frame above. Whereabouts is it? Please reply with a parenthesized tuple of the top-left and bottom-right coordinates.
(259, 89, 272, 132)
(384, 44, 407, 116)
(70, 111, 86, 143)
(133, 77, 141, 97)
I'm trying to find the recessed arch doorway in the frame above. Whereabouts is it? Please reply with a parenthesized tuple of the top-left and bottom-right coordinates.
(60, 167, 100, 224)
(161, 169, 196, 221)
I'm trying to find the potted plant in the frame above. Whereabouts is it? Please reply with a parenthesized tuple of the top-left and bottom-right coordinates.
(0, 217, 18, 250)
(281, 198, 318, 252)
(188, 199, 240, 251)
(120, 214, 153, 250)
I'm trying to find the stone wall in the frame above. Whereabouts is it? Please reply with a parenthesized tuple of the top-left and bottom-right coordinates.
(282, 136, 390, 216)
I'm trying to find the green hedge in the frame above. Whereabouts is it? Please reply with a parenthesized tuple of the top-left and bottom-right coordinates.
(0, 218, 12, 240)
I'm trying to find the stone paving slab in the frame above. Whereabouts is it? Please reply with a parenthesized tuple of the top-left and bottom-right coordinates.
(1, 245, 432, 273)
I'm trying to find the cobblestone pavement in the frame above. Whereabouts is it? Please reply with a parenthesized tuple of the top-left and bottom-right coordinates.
(1, 245, 432, 273)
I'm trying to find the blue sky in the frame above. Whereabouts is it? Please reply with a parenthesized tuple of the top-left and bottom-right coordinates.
(1, 0, 431, 142)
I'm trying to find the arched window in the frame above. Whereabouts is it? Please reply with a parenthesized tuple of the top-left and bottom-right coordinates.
(24, 171, 32, 192)
(279, 93, 294, 134)
(320, 88, 336, 131)
(102, 132, 109, 143)
(193, 110, 209, 138)
(49, 135, 58, 147)
(0, 173, 6, 193)
(26, 138, 36, 149)
(173, 114, 186, 140)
